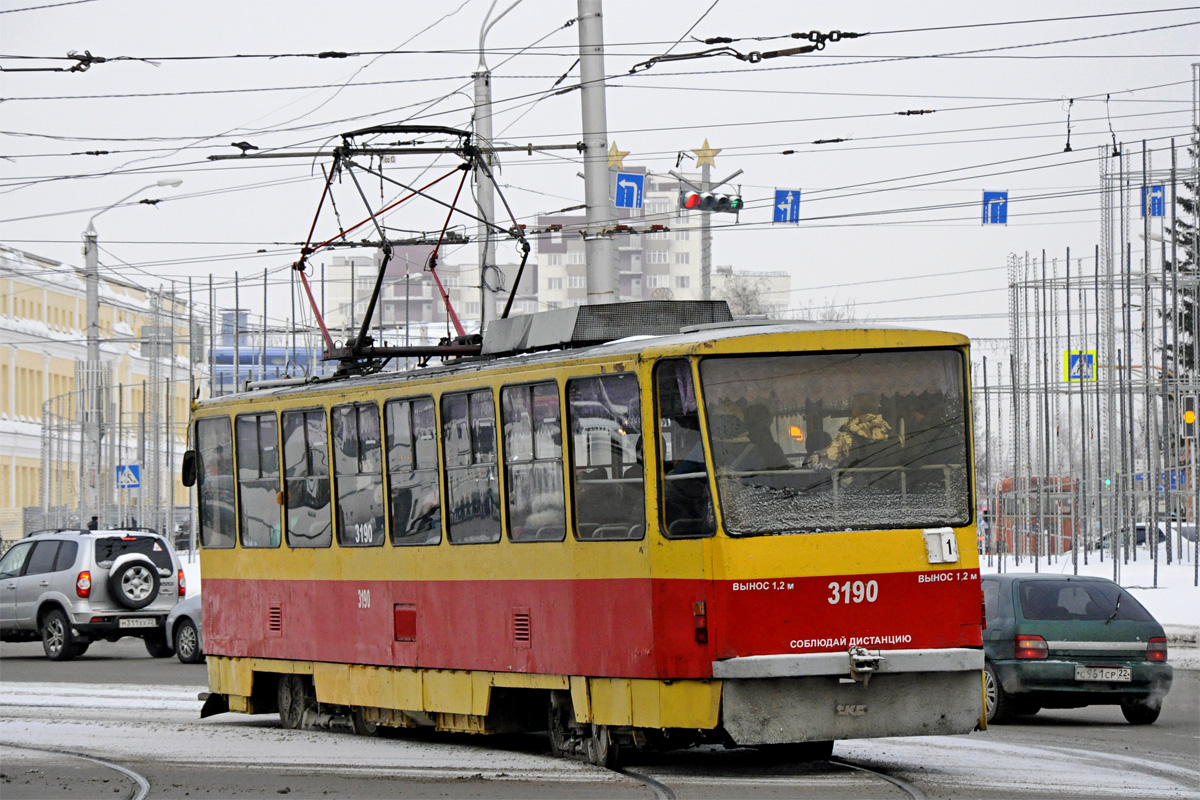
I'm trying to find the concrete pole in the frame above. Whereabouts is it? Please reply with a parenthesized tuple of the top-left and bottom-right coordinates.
(578, 0, 616, 304)
(474, 1, 523, 331)
(82, 225, 101, 520)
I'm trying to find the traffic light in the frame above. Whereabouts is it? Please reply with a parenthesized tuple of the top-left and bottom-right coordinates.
(678, 190, 743, 213)
(1184, 396, 1196, 438)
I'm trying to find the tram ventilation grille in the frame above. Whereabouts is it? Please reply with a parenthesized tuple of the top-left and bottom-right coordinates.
(268, 604, 283, 637)
(512, 608, 531, 647)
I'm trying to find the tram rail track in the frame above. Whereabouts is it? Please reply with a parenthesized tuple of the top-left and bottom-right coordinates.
(1, 742, 150, 800)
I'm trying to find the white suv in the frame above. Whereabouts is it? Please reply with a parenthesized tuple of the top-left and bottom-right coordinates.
(0, 529, 185, 661)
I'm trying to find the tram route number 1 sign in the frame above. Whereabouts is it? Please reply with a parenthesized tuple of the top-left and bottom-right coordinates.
(1064, 350, 1097, 382)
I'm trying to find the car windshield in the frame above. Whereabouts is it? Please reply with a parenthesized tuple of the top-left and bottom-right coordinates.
(698, 349, 970, 534)
(1018, 580, 1154, 622)
(94, 536, 174, 571)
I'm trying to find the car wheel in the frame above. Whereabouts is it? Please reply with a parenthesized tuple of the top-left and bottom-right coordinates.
(144, 629, 173, 658)
(41, 609, 77, 662)
(107, 559, 160, 610)
(984, 661, 1012, 724)
(1121, 697, 1161, 725)
(175, 618, 204, 664)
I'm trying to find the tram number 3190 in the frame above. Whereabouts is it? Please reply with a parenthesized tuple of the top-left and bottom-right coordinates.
(828, 580, 879, 605)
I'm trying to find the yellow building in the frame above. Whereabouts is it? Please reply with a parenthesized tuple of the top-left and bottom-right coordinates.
(0, 244, 193, 541)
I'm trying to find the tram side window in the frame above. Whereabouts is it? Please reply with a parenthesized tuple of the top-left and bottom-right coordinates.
(332, 403, 386, 547)
(655, 359, 714, 538)
(384, 397, 441, 546)
(501, 382, 566, 542)
(236, 413, 282, 548)
(568, 373, 644, 540)
(281, 409, 333, 548)
(441, 390, 501, 544)
(196, 416, 235, 548)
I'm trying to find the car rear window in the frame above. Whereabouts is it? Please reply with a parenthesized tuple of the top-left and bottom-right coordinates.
(1018, 580, 1154, 622)
(94, 536, 174, 571)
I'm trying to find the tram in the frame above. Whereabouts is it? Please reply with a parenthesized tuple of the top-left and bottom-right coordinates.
(185, 300, 985, 765)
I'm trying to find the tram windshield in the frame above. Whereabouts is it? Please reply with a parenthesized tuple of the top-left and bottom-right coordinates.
(698, 349, 970, 535)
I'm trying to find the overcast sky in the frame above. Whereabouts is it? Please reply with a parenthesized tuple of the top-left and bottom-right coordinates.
(2, 0, 1197, 353)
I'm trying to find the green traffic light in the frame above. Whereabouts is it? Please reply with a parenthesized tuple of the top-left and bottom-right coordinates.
(728, 196, 744, 211)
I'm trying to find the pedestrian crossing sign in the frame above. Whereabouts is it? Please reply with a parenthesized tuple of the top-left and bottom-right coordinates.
(1064, 350, 1097, 382)
(116, 464, 141, 489)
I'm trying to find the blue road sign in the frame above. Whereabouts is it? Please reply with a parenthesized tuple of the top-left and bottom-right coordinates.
(1064, 350, 1096, 382)
(982, 191, 1008, 225)
(116, 464, 141, 489)
(773, 189, 801, 223)
(1142, 185, 1165, 218)
(614, 173, 644, 209)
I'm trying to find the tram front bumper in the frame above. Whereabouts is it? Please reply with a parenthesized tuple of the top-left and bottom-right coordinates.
(714, 647, 984, 745)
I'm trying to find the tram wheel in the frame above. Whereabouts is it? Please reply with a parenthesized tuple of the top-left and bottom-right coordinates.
(548, 697, 572, 758)
(586, 724, 619, 768)
(278, 674, 308, 730)
(351, 707, 378, 736)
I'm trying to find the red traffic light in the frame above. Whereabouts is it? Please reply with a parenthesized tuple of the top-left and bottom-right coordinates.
(681, 191, 703, 209)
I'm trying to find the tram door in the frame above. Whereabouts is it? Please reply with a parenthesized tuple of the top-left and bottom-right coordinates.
(652, 359, 715, 662)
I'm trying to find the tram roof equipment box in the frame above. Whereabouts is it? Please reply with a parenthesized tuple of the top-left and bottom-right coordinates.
(482, 300, 733, 356)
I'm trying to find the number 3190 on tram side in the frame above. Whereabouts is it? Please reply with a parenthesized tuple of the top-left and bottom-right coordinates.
(185, 301, 985, 766)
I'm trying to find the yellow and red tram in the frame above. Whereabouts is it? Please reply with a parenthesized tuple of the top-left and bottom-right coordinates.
(188, 301, 985, 764)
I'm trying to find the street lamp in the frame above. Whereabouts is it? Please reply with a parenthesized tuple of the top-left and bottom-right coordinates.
(79, 177, 183, 524)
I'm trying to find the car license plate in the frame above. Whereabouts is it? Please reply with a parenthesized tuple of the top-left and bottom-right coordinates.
(1075, 665, 1131, 682)
(118, 618, 156, 629)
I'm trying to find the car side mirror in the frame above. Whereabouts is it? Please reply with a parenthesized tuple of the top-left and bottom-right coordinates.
(181, 450, 197, 487)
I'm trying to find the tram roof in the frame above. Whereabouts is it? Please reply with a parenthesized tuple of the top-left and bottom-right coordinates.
(193, 307, 967, 408)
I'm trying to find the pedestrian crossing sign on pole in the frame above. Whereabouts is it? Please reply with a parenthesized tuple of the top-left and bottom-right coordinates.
(1064, 350, 1097, 382)
(116, 464, 141, 489)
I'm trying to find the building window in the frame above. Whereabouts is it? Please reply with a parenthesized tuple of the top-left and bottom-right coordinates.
(568, 276, 585, 289)
(547, 277, 563, 291)
(548, 253, 563, 267)
(647, 250, 669, 265)
(547, 301, 561, 309)
(675, 276, 691, 289)
(677, 208, 691, 223)
(674, 252, 690, 265)
(647, 275, 669, 288)
(649, 230, 669, 241)
(645, 201, 670, 216)
(465, 302, 480, 315)
(568, 249, 586, 265)
(675, 230, 690, 241)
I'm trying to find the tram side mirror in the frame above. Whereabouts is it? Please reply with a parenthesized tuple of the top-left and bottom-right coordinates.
(181, 450, 197, 487)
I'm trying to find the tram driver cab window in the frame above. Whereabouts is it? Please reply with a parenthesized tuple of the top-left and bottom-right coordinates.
(332, 402, 386, 547)
(196, 416, 236, 548)
(567, 372, 644, 541)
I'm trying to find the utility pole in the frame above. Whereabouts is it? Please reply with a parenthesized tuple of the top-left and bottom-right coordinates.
(475, 1, 522, 330)
(578, 0, 615, 304)
(79, 178, 181, 524)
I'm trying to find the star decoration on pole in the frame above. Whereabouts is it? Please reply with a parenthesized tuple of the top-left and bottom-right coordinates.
(692, 138, 720, 167)
(607, 141, 630, 169)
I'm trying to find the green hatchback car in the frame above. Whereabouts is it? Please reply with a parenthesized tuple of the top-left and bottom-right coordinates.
(981, 573, 1172, 725)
